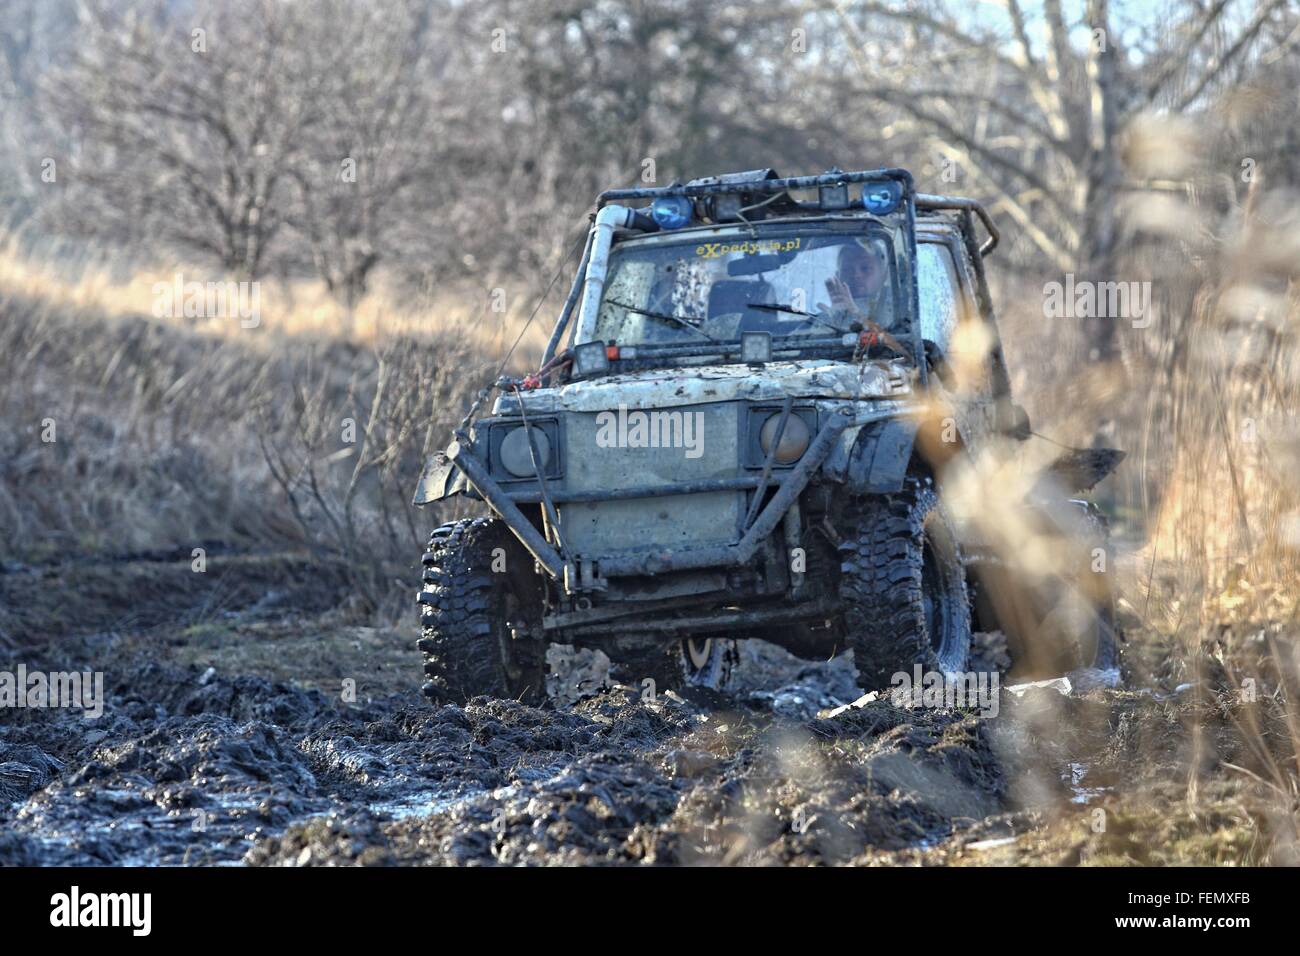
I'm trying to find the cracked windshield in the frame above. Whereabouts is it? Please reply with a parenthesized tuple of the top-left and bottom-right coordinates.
(595, 231, 898, 346)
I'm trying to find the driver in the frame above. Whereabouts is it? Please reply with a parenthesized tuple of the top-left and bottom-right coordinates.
(822, 242, 889, 323)
(820, 241, 907, 355)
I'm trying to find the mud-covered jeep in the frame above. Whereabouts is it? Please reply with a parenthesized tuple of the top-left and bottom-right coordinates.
(414, 168, 1121, 702)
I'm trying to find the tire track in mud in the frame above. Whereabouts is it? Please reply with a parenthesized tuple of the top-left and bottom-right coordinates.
(4, 634, 1252, 866)
(3, 552, 1244, 866)
(0, 636, 1048, 866)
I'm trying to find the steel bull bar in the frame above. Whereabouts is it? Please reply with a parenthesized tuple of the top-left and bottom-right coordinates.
(447, 406, 870, 590)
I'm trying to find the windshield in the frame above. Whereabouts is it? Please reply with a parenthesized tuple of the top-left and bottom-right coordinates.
(593, 227, 900, 347)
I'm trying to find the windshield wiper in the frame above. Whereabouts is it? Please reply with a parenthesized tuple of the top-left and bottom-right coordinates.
(748, 303, 850, 335)
(607, 300, 720, 342)
(750, 304, 912, 360)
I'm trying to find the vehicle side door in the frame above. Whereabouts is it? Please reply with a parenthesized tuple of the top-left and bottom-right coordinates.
(916, 227, 998, 447)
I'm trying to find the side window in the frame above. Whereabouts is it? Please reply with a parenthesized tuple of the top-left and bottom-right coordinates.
(917, 241, 964, 348)
(919, 238, 994, 396)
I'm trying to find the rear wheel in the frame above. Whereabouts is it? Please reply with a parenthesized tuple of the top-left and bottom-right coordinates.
(416, 517, 546, 704)
(682, 637, 734, 688)
(615, 636, 735, 696)
(974, 501, 1121, 679)
(1030, 503, 1121, 674)
(1076, 506, 1121, 672)
(838, 481, 971, 691)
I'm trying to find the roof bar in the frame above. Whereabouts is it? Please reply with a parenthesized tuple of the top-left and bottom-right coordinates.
(915, 193, 1000, 257)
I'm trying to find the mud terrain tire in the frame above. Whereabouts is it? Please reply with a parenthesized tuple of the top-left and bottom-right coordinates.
(839, 481, 971, 691)
(417, 517, 546, 704)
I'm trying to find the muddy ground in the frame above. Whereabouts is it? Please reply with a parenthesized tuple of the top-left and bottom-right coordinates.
(1, 549, 1294, 866)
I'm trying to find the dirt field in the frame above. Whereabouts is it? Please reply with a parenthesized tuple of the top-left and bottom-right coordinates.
(3, 547, 1294, 867)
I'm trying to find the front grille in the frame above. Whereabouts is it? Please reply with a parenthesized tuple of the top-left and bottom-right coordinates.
(557, 402, 742, 556)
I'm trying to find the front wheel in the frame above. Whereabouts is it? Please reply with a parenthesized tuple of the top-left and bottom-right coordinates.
(838, 482, 972, 691)
(416, 517, 547, 704)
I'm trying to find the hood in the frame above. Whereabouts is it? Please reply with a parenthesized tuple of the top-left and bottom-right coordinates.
(498, 359, 913, 414)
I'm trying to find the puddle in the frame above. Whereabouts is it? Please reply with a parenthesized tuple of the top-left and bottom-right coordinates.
(1064, 761, 1112, 804)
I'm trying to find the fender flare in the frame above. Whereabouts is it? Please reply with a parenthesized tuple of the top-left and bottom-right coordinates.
(827, 413, 968, 494)
(840, 418, 920, 494)
(412, 451, 470, 505)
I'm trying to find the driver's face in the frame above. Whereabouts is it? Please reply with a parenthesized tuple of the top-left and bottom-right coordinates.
(842, 250, 882, 298)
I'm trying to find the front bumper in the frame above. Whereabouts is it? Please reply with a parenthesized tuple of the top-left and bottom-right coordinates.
(443, 404, 897, 592)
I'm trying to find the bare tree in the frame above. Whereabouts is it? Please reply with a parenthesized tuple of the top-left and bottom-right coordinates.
(283, 0, 456, 309)
(0, 0, 79, 225)
(830, 0, 1296, 360)
(43, 0, 345, 277)
(27, 0, 1298, 346)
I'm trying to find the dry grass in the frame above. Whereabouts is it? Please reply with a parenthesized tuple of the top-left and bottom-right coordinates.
(0, 232, 571, 617)
(969, 113, 1300, 861)
(0, 233, 552, 359)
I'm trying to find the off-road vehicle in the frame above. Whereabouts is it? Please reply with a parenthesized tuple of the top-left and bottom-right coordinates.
(414, 168, 1122, 702)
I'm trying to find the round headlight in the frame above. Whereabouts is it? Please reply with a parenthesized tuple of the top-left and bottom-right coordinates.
(759, 414, 810, 464)
(499, 426, 551, 478)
